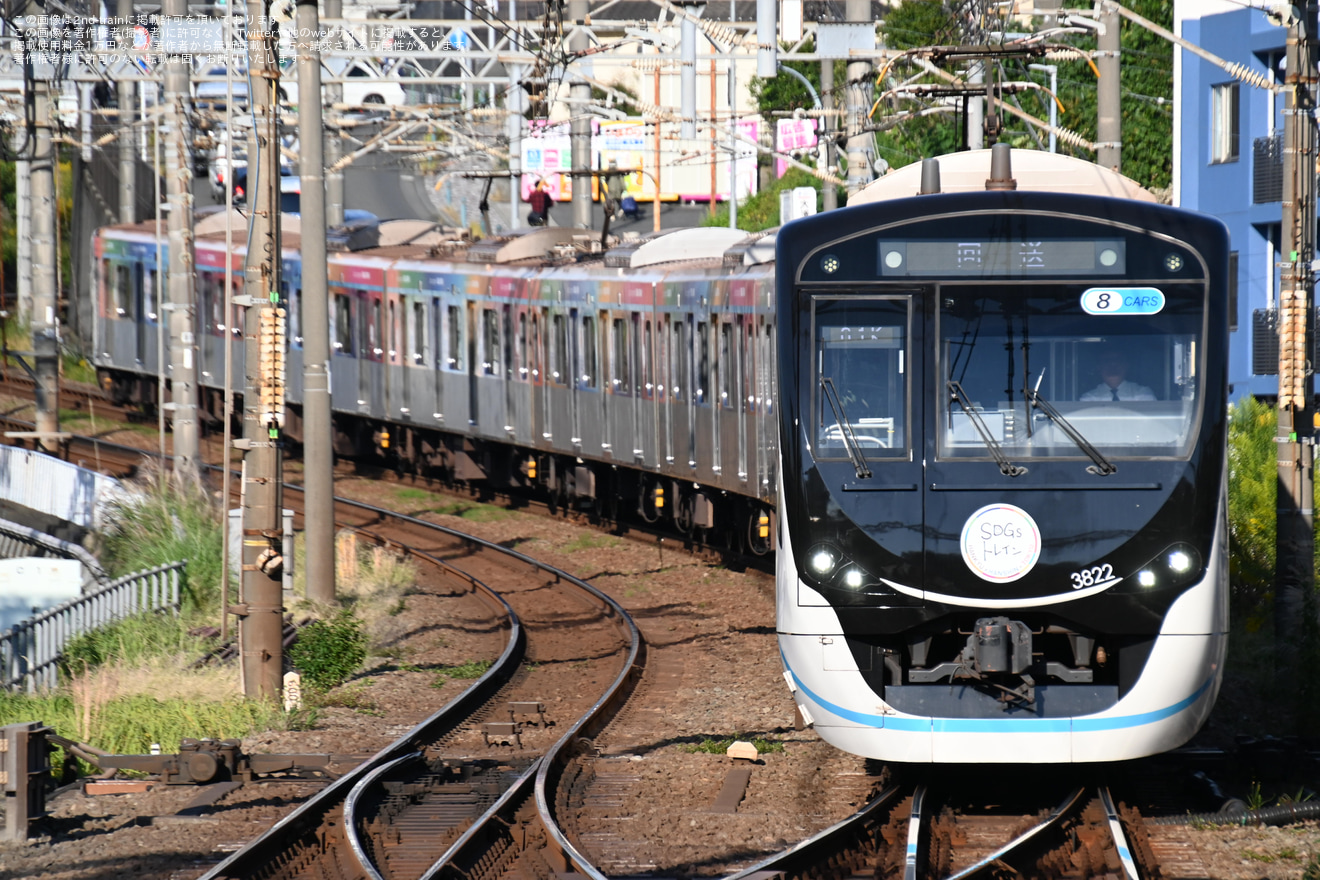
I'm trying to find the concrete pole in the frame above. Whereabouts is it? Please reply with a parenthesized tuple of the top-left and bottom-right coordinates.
(1275, 2, 1317, 655)
(163, 0, 199, 476)
(241, 0, 286, 703)
(118, 0, 136, 225)
(755, 0, 776, 78)
(967, 61, 984, 151)
(680, 8, 698, 139)
(15, 137, 31, 321)
(569, 0, 591, 229)
(324, 0, 344, 226)
(30, 83, 59, 454)
(297, 0, 335, 606)
(845, 0, 873, 194)
(821, 59, 836, 211)
(1096, 2, 1121, 172)
(509, 64, 522, 229)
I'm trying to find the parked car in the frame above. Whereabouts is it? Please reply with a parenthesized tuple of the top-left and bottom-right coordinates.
(194, 67, 249, 112)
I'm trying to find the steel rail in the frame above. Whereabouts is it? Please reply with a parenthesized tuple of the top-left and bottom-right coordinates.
(941, 787, 1087, 880)
(1098, 786, 1141, 880)
(720, 785, 904, 880)
(197, 534, 523, 880)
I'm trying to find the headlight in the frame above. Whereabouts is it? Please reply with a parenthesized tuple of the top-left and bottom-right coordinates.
(809, 547, 836, 576)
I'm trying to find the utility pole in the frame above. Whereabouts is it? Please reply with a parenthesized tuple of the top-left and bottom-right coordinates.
(240, 0, 287, 702)
(1095, 2, 1121, 172)
(844, 0, 874, 195)
(297, 0, 335, 605)
(163, 0, 199, 475)
(1275, 2, 1318, 656)
(118, 0, 136, 225)
(821, 58, 836, 211)
(569, 0, 592, 229)
(30, 72, 60, 455)
(324, 0, 344, 226)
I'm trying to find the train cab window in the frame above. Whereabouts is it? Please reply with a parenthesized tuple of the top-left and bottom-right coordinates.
(611, 317, 631, 395)
(481, 309, 500, 375)
(446, 304, 464, 371)
(581, 315, 598, 389)
(334, 294, 354, 355)
(939, 287, 1203, 460)
(812, 296, 908, 456)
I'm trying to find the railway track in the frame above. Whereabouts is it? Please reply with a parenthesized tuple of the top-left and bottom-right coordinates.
(197, 494, 643, 880)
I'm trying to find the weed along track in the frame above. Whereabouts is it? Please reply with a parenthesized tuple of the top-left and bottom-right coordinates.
(199, 495, 643, 880)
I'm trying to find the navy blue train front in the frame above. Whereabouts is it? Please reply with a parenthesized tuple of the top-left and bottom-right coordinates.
(774, 149, 1230, 762)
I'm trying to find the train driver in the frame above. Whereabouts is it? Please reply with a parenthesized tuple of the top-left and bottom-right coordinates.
(1080, 349, 1155, 402)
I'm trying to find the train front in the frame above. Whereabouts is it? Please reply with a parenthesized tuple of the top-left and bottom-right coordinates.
(775, 190, 1229, 763)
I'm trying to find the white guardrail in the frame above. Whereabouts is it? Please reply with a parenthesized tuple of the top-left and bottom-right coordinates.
(0, 560, 185, 692)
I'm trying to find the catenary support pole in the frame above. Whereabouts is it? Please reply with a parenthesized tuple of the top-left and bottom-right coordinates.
(1096, 2, 1121, 171)
(324, 0, 344, 227)
(30, 79, 59, 454)
(822, 58, 836, 211)
(569, 0, 592, 229)
(845, 0, 874, 194)
(1276, 2, 1318, 659)
(297, 0, 335, 605)
(118, 0, 136, 225)
(163, 0, 198, 476)
(240, 0, 286, 702)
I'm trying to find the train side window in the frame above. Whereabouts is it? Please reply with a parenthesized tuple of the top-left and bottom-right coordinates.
(145, 268, 159, 322)
(636, 315, 650, 398)
(482, 309, 500, 375)
(611, 317, 631, 395)
(446, 304, 463, 371)
(581, 315, 598, 389)
(517, 311, 529, 380)
(114, 264, 131, 317)
(672, 318, 688, 402)
(410, 301, 427, 365)
(290, 287, 303, 347)
(696, 320, 709, 405)
(334, 294, 354, 354)
(719, 321, 733, 409)
(552, 313, 568, 385)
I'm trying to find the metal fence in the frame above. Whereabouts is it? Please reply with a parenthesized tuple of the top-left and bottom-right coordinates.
(0, 560, 186, 692)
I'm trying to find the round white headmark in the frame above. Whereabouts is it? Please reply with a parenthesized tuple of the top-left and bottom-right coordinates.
(960, 503, 1042, 583)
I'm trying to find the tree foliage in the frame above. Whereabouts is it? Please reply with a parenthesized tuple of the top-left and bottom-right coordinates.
(1228, 396, 1277, 621)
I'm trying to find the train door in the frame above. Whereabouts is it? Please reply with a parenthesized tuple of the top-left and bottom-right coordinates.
(677, 314, 695, 470)
(531, 307, 548, 445)
(406, 297, 431, 418)
(359, 290, 384, 416)
(508, 303, 532, 446)
(331, 291, 359, 416)
(475, 305, 506, 439)
(132, 263, 148, 366)
(466, 300, 479, 427)
(717, 316, 737, 483)
(575, 311, 603, 455)
(438, 295, 470, 427)
(386, 295, 403, 417)
(755, 314, 776, 499)
(694, 314, 715, 482)
(608, 310, 632, 461)
(567, 307, 582, 451)
(737, 314, 752, 485)
(630, 311, 649, 463)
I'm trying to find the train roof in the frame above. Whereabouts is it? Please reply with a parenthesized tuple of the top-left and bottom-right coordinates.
(850, 148, 1157, 204)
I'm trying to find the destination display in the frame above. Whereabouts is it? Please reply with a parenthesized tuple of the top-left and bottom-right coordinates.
(878, 239, 1126, 277)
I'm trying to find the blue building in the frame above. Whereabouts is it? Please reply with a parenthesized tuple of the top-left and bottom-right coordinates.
(1176, 2, 1290, 400)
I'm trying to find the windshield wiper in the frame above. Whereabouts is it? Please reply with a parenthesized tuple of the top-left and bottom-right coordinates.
(948, 381, 1026, 477)
(1026, 389, 1117, 476)
(820, 377, 872, 479)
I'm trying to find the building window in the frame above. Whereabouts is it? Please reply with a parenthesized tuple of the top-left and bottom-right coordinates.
(1228, 251, 1239, 332)
(1212, 82, 1239, 164)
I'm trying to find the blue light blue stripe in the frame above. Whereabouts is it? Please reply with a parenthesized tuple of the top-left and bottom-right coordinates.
(782, 649, 1215, 734)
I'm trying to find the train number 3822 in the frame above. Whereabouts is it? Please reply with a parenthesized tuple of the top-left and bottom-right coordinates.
(1070, 564, 1114, 590)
